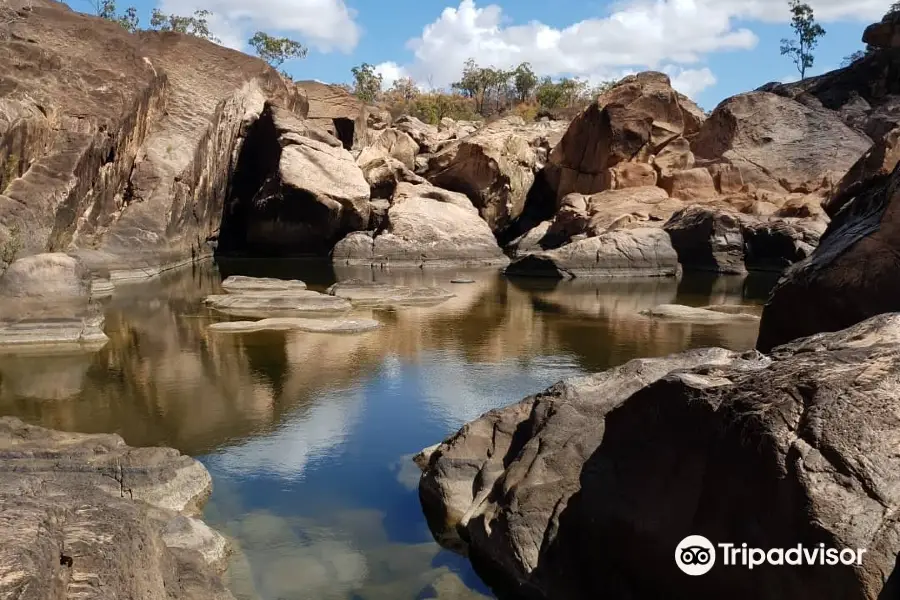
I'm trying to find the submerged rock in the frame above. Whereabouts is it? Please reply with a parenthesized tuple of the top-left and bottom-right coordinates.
(204, 290, 351, 318)
(0, 416, 230, 600)
(208, 316, 380, 334)
(639, 304, 760, 322)
(505, 228, 679, 279)
(418, 314, 900, 600)
(327, 280, 455, 307)
(220, 275, 307, 293)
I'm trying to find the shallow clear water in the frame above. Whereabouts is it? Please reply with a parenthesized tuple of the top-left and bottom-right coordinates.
(0, 259, 776, 600)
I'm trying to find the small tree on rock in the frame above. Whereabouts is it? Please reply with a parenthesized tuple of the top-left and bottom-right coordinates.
(780, 0, 825, 80)
(150, 8, 220, 43)
(249, 32, 307, 68)
(350, 63, 383, 103)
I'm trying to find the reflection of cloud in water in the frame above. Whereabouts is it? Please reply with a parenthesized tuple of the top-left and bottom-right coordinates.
(392, 453, 422, 491)
(418, 351, 584, 429)
(207, 388, 364, 480)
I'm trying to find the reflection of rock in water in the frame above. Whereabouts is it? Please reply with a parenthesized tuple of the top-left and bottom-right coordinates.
(0, 353, 95, 400)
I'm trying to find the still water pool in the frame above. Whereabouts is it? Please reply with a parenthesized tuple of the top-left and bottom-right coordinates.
(0, 260, 776, 599)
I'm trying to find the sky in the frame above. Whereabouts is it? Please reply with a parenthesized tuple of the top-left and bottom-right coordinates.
(64, 0, 895, 110)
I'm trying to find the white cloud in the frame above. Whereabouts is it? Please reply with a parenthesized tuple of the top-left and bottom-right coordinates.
(389, 0, 894, 99)
(373, 61, 408, 89)
(157, 0, 361, 53)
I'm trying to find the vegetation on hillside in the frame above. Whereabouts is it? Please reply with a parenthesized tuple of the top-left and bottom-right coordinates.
(351, 59, 615, 125)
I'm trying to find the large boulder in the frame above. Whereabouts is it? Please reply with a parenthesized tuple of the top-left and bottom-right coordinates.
(294, 80, 368, 149)
(218, 103, 370, 255)
(757, 161, 900, 352)
(692, 91, 871, 194)
(664, 206, 823, 274)
(504, 228, 679, 279)
(357, 128, 419, 170)
(424, 119, 538, 233)
(332, 183, 509, 267)
(0, 0, 304, 275)
(545, 72, 698, 200)
(0, 253, 91, 300)
(418, 313, 900, 600)
(863, 10, 900, 49)
(0, 416, 230, 599)
(827, 126, 900, 217)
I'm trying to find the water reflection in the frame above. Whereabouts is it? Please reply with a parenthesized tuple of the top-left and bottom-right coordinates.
(0, 259, 776, 600)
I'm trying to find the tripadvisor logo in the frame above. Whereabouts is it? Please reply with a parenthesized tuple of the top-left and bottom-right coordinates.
(675, 535, 867, 576)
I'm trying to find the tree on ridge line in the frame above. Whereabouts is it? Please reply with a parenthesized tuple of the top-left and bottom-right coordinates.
(780, 0, 825, 80)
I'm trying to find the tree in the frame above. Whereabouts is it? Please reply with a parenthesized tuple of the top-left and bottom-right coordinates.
(780, 0, 825, 80)
(512, 63, 538, 103)
(350, 63, 383, 103)
(150, 8, 220, 42)
(535, 76, 564, 110)
(890, 1, 900, 15)
(91, 0, 139, 33)
(248, 32, 307, 68)
(840, 49, 868, 67)
(389, 77, 419, 103)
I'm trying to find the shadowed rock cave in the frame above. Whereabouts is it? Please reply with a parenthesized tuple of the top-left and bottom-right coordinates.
(333, 117, 354, 150)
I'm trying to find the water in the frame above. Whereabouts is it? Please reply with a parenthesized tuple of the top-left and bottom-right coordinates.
(0, 259, 776, 600)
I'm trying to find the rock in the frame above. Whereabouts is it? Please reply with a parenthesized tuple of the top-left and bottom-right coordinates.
(504, 228, 679, 279)
(358, 128, 419, 170)
(203, 290, 352, 318)
(692, 92, 871, 194)
(450, 278, 476, 284)
(90, 278, 115, 298)
(664, 206, 821, 274)
(651, 136, 695, 176)
(327, 280, 455, 307)
(0, 416, 231, 600)
(545, 72, 697, 199)
(660, 167, 717, 201)
(332, 185, 509, 267)
(827, 126, 900, 217)
(863, 11, 900, 49)
(221, 103, 371, 255)
(0, 316, 109, 353)
(0, 1, 303, 274)
(220, 275, 307, 293)
(358, 156, 427, 200)
(639, 303, 760, 321)
(208, 317, 381, 334)
(367, 107, 393, 131)
(424, 122, 537, 233)
(0, 253, 91, 300)
(757, 162, 900, 352)
(419, 314, 900, 600)
(394, 115, 443, 153)
(586, 187, 683, 235)
(295, 80, 368, 149)
(607, 162, 658, 189)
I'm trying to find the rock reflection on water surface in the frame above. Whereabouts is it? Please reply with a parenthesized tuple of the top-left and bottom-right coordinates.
(0, 260, 774, 600)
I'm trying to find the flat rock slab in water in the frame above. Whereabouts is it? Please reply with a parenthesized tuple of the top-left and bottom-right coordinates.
(208, 317, 381, 334)
(639, 304, 761, 322)
(220, 275, 307, 293)
(327, 280, 454, 307)
(0, 417, 230, 599)
(450, 278, 476, 284)
(0, 317, 109, 353)
(204, 291, 351, 318)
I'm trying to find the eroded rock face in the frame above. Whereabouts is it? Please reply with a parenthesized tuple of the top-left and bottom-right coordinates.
(505, 228, 679, 279)
(418, 314, 900, 600)
(0, 0, 303, 273)
(332, 183, 509, 267)
(863, 11, 900, 49)
(0, 253, 91, 299)
(757, 161, 900, 352)
(0, 416, 230, 600)
(692, 92, 871, 194)
(357, 128, 419, 170)
(545, 72, 697, 200)
(294, 80, 368, 149)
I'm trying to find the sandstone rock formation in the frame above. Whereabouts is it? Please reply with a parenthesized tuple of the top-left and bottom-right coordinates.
(0, 0, 304, 274)
(218, 103, 371, 255)
(357, 128, 419, 170)
(757, 160, 900, 352)
(692, 91, 871, 194)
(0, 253, 91, 299)
(208, 316, 380, 334)
(863, 10, 900, 49)
(327, 279, 455, 307)
(418, 313, 900, 600)
(505, 228, 679, 279)
(332, 182, 509, 267)
(294, 80, 368, 149)
(0, 416, 231, 599)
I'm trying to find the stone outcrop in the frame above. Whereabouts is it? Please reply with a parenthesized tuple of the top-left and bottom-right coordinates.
(208, 316, 380, 334)
(505, 228, 679, 279)
(327, 279, 455, 307)
(218, 103, 371, 255)
(294, 80, 368, 149)
(332, 182, 509, 267)
(423, 118, 540, 233)
(0, 416, 231, 600)
(545, 72, 700, 200)
(664, 206, 823, 274)
(827, 126, 900, 217)
(757, 160, 900, 352)
(692, 91, 871, 194)
(418, 313, 900, 600)
(0, 0, 303, 274)
(863, 10, 900, 49)
(0, 253, 91, 299)
(357, 128, 419, 170)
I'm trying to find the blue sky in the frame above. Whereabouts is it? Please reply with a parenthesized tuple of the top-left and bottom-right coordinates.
(64, 0, 893, 110)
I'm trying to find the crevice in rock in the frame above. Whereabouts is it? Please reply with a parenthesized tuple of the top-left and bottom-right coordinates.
(333, 117, 354, 150)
